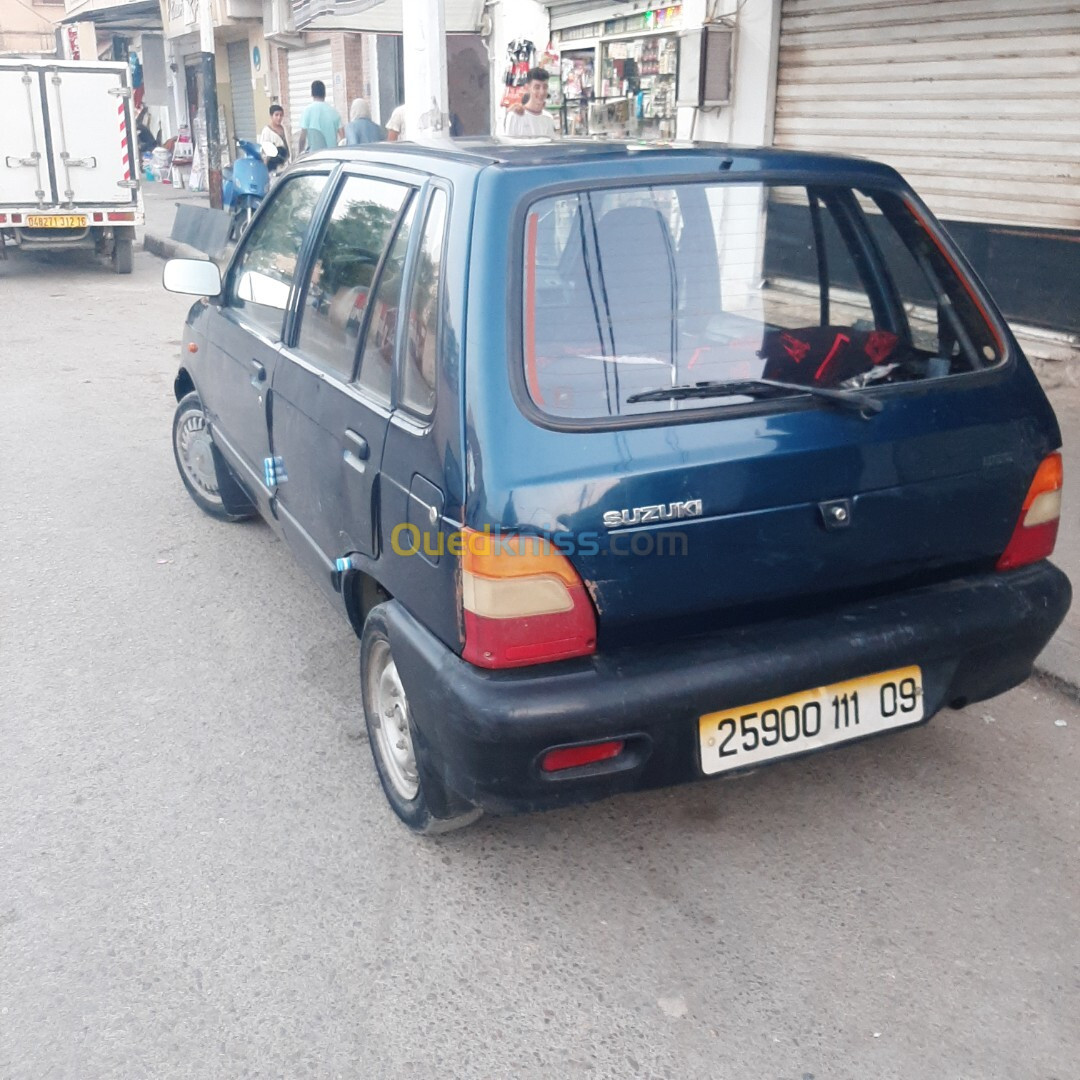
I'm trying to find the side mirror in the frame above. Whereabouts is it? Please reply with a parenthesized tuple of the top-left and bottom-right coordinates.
(163, 258, 222, 298)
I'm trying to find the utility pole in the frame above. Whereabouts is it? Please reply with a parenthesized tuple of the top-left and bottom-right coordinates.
(401, 0, 450, 141)
(197, 0, 223, 208)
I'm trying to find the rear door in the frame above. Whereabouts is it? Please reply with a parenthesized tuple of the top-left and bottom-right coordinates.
(270, 167, 419, 592)
(199, 169, 331, 499)
(41, 63, 136, 206)
(0, 63, 50, 207)
(491, 173, 1049, 634)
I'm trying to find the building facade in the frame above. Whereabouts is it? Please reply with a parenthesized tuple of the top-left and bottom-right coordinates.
(0, 0, 65, 55)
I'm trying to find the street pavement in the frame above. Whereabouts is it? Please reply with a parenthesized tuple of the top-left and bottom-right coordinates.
(2, 240, 1079, 1079)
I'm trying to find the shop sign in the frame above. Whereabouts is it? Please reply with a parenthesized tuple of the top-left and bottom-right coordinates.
(604, 6, 682, 37)
(557, 6, 681, 43)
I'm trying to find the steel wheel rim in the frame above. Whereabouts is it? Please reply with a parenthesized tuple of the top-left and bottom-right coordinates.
(177, 407, 222, 504)
(367, 639, 420, 801)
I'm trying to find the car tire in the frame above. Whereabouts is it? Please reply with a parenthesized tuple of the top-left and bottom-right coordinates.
(172, 391, 254, 522)
(112, 229, 134, 274)
(360, 603, 482, 835)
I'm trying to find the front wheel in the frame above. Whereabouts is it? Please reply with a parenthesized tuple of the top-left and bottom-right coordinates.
(360, 603, 482, 835)
(230, 197, 259, 241)
(172, 391, 253, 522)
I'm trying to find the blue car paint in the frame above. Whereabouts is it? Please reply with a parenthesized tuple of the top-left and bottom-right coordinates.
(460, 150, 1059, 638)
(172, 140, 1070, 819)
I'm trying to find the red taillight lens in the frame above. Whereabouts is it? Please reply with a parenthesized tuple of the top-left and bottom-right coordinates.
(541, 740, 624, 772)
(461, 529, 597, 669)
(996, 452, 1063, 571)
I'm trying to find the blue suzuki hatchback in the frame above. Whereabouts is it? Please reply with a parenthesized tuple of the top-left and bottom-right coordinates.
(165, 140, 1070, 832)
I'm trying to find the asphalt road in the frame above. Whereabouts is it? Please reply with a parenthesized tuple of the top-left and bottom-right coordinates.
(2, 244, 1078, 1080)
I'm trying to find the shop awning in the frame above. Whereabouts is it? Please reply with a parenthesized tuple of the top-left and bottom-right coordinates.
(61, 0, 163, 32)
(292, 0, 485, 33)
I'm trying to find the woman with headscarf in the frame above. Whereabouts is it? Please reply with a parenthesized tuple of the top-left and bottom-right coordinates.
(344, 99, 385, 145)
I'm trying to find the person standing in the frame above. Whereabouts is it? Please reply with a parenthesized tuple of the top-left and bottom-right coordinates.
(345, 99, 384, 145)
(504, 68, 557, 138)
(385, 104, 407, 141)
(297, 81, 343, 155)
(260, 104, 290, 176)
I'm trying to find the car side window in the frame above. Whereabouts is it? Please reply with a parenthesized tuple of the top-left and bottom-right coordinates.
(355, 198, 418, 402)
(295, 175, 411, 380)
(400, 189, 448, 418)
(226, 173, 327, 339)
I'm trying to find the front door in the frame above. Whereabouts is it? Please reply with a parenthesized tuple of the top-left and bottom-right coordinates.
(198, 170, 330, 499)
(270, 169, 419, 594)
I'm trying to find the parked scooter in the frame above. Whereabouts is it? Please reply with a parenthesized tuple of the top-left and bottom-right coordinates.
(223, 139, 275, 240)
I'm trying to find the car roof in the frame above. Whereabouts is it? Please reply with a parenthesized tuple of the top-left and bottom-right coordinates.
(304, 138, 904, 182)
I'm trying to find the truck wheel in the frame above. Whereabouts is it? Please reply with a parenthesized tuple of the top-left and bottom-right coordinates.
(112, 229, 134, 274)
(360, 603, 482, 835)
(172, 391, 253, 522)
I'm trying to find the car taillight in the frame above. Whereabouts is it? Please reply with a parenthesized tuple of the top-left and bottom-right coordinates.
(996, 452, 1063, 571)
(461, 528, 597, 669)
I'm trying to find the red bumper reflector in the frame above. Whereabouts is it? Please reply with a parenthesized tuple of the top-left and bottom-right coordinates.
(107, 212, 134, 222)
(0, 214, 6, 224)
(93, 212, 103, 223)
(12, 214, 22, 224)
(541, 740, 625, 773)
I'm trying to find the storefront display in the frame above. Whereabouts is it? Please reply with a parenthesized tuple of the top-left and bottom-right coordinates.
(557, 50, 595, 137)
(553, 6, 681, 141)
(599, 35, 678, 139)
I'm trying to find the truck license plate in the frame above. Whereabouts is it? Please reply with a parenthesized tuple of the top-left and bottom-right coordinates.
(699, 666, 924, 775)
(26, 215, 88, 228)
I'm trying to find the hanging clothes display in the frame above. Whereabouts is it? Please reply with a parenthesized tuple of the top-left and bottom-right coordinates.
(501, 39, 536, 110)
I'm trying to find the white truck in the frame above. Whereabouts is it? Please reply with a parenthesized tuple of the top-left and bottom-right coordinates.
(0, 57, 143, 273)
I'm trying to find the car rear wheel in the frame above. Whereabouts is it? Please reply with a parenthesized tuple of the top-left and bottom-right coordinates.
(112, 229, 133, 274)
(360, 603, 482, 834)
(172, 391, 253, 522)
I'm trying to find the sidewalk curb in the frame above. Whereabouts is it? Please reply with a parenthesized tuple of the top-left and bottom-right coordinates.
(143, 230, 224, 264)
(1035, 667, 1080, 704)
(1033, 637, 1079, 702)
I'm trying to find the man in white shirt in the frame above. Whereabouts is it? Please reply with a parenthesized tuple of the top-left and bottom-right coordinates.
(504, 68, 557, 138)
(386, 104, 406, 141)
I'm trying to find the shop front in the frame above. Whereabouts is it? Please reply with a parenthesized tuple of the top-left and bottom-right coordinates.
(548, 4, 681, 140)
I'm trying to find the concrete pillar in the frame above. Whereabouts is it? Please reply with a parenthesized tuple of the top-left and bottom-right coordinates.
(402, 0, 450, 140)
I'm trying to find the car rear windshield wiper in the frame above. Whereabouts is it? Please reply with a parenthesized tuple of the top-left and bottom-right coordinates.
(625, 378, 884, 417)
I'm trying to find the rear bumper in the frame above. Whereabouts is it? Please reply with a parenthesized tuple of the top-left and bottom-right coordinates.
(386, 562, 1071, 815)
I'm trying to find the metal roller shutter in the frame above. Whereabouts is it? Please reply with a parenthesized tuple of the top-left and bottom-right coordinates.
(773, 0, 1080, 231)
(287, 42, 337, 139)
(227, 41, 257, 142)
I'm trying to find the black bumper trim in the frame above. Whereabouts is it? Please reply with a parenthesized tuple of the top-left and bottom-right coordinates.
(386, 563, 1071, 815)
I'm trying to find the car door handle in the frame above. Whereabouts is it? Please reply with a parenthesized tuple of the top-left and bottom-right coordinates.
(249, 359, 266, 385)
(343, 429, 369, 460)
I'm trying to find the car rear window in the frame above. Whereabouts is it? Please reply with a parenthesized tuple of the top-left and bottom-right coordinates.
(522, 182, 1003, 422)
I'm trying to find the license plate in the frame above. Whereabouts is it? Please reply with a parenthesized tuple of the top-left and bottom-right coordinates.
(26, 215, 88, 228)
(699, 666, 924, 776)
